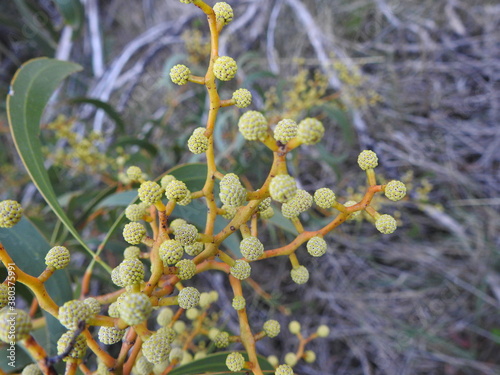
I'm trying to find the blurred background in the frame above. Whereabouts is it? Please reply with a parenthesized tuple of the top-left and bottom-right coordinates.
(0, 0, 499, 374)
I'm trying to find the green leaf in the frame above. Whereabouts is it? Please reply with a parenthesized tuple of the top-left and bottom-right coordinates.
(0, 218, 72, 356)
(268, 207, 298, 235)
(7, 58, 111, 273)
(68, 97, 125, 132)
(169, 352, 275, 375)
(53, 0, 84, 33)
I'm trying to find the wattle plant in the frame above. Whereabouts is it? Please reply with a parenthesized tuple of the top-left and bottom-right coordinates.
(0, 1, 407, 374)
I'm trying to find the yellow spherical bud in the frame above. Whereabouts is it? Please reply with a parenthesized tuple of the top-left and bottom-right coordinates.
(274, 119, 298, 144)
(297, 118, 324, 145)
(138, 181, 163, 204)
(226, 351, 245, 372)
(170, 64, 191, 85)
(375, 214, 397, 234)
(188, 127, 209, 154)
(232, 88, 252, 108)
(269, 175, 297, 203)
(238, 111, 268, 141)
(45, 246, 70, 270)
(126, 166, 143, 181)
(57, 330, 87, 361)
(384, 180, 407, 201)
(213, 56, 237, 81)
(357, 150, 378, 170)
(288, 321, 301, 335)
(304, 350, 316, 363)
(0, 199, 23, 228)
(214, 2, 234, 25)
(316, 324, 330, 337)
(123, 222, 147, 245)
(284, 352, 297, 367)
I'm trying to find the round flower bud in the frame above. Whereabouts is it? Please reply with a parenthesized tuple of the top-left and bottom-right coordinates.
(357, 150, 378, 170)
(214, 2, 234, 25)
(176, 259, 197, 280)
(125, 203, 148, 222)
(22, 364, 42, 375)
(274, 119, 298, 144)
(288, 321, 301, 334)
(185, 242, 204, 257)
(169, 347, 183, 361)
(258, 197, 272, 212)
(284, 352, 297, 367)
(240, 236, 264, 261)
(173, 320, 186, 334)
(281, 189, 312, 219)
(59, 300, 91, 330)
(156, 308, 174, 326)
(297, 118, 324, 145)
(221, 205, 238, 220)
(170, 218, 187, 232)
(316, 324, 330, 337)
(304, 350, 316, 363)
(0, 200, 23, 228)
(232, 88, 252, 108)
(57, 331, 86, 360)
(230, 260, 251, 280)
(98, 326, 125, 345)
(213, 56, 237, 81)
(269, 175, 297, 203)
(238, 111, 268, 141)
(119, 258, 145, 286)
(209, 290, 219, 303)
(208, 328, 220, 340)
(178, 287, 200, 309)
(160, 175, 176, 189)
(275, 364, 294, 375)
(180, 351, 193, 365)
(214, 331, 230, 348)
(159, 239, 184, 265)
(124, 246, 141, 259)
(263, 320, 280, 338)
(260, 206, 274, 219)
(134, 356, 154, 375)
(138, 181, 163, 205)
(344, 200, 361, 220)
(83, 297, 101, 316)
(107, 302, 120, 318)
(375, 214, 397, 234)
(178, 193, 192, 206)
(118, 293, 152, 326)
(267, 355, 279, 367)
(384, 180, 407, 201)
(170, 64, 191, 85)
(158, 326, 177, 343)
(0, 309, 31, 342)
(165, 180, 189, 203)
(306, 236, 327, 257)
(314, 188, 336, 209)
(111, 267, 126, 288)
(290, 266, 309, 285)
(188, 127, 209, 154)
(220, 176, 247, 207)
(0, 284, 8, 309)
(226, 352, 245, 372)
(45, 246, 70, 270)
(123, 222, 147, 245)
(126, 166, 143, 181)
(142, 331, 172, 364)
(174, 223, 198, 246)
(199, 292, 212, 308)
(186, 308, 200, 320)
(232, 295, 246, 310)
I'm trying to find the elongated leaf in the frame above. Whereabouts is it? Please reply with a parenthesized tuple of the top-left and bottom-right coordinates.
(0, 218, 72, 356)
(169, 352, 274, 375)
(53, 0, 84, 32)
(7, 58, 110, 273)
(69, 97, 125, 132)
